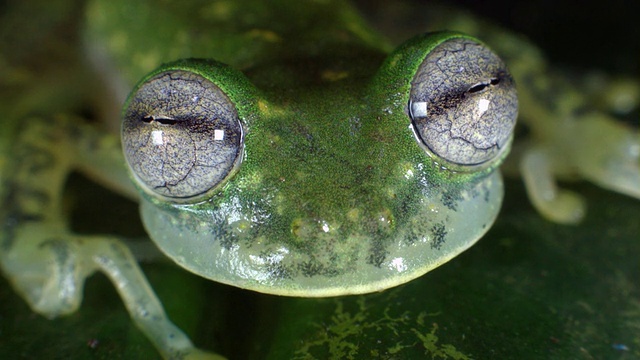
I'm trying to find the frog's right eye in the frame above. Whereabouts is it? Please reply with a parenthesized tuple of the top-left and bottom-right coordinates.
(408, 36, 518, 171)
(122, 70, 243, 202)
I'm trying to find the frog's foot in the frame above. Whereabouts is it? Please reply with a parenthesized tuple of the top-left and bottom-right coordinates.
(2, 228, 225, 360)
(3, 229, 87, 317)
(520, 146, 586, 224)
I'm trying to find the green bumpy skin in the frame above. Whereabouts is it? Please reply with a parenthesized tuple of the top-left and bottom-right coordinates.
(122, 32, 516, 296)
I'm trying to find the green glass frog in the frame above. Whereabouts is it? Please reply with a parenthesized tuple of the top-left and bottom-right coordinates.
(0, 0, 637, 359)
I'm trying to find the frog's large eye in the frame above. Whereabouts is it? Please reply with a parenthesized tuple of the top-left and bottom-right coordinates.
(122, 70, 243, 202)
(408, 37, 517, 170)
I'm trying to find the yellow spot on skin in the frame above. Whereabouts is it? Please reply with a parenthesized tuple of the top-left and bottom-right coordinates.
(387, 53, 402, 68)
(257, 99, 270, 113)
(295, 170, 308, 181)
(273, 193, 287, 215)
(347, 208, 361, 221)
(235, 170, 263, 196)
(258, 100, 290, 120)
(291, 218, 314, 241)
(231, 219, 252, 238)
(266, 132, 281, 146)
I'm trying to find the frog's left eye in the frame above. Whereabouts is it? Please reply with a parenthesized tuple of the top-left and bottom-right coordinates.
(408, 36, 518, 170)
(122, 70, 243, 202)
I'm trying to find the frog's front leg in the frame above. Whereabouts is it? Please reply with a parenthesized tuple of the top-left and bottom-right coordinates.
(0, 117, 222, 360)
(514, 59, 640, 224)
(4, 228, 221, 360)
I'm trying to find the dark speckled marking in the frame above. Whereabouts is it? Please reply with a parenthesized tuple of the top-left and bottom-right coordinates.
(441, 190, 462, 211)
(216, 231, 238, 250)
(209, 216, 239, 251)
(403, 227, 420, 246)
(299, 260, 323, 277)
(1, 183, 49, 250)
(258, 250, 294, 280)
(429, 223, 447, 250)
(484, 188, 491, 202)
(298, 261, 341, 278)
(367, 239, 389, 268)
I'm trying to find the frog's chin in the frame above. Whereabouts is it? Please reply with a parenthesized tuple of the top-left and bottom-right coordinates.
(139, 172, 503, 297)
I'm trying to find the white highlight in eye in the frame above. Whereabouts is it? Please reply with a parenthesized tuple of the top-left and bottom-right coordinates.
(477, 98, 490, 115)
(410, 101, 428, 118)
(151, 130, 164, 145)
(389, 257, 407, 272)
(214, 129, 225, 140)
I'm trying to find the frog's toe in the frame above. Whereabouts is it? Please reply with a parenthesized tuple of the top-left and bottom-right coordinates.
(596, 166, 640, 200)
(32, 287, 81, 318)
(538, 190, 586, 225)
(3, 237, 84, 318)
(592, 135, 640, 200)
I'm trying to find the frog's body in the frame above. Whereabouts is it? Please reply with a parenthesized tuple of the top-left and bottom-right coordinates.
(0, 0, 637, 359)
(87, 0, 518, 299)
(132, 75, 504, 296)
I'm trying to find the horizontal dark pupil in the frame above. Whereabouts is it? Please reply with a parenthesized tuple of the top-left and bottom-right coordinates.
(468, 78, 501, 93)
(142, 115, 178, 125)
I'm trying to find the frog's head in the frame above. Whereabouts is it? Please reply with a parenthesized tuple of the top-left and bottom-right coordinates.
(121, 32, 517, 296)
